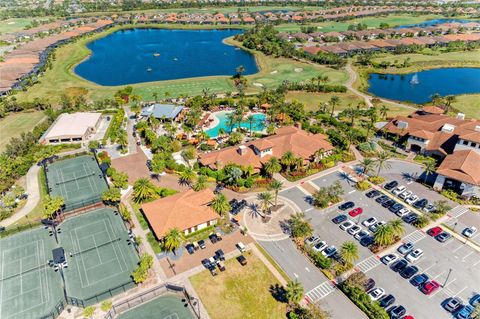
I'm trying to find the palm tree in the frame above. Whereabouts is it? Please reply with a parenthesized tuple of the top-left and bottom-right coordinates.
(340, 241, 359, 264)
(210, 193, 231, 218)
(281, 151, 296, 172)
(257, 191, 273, 215)
(268, 180, 283, 208)
(152, 92, 159, 103)
(380, 105, 389, 119)
(163, 228, 183, 255)
(444, 95, 456, 113)
(286, 280, 304, 305)
(179, 168, 196, 186)
(430, 93, 442, 106)
(375, 151, 391, 177)
(132, 178, 157, 203)
(247, 114, 255, 136)
(218, 127, 226, 137)
(387, 219, 405, 238)
(226, 112, 236, 133)
(359, 157, 375, 176)
(319, 102, 329, 113)
(422, 158, 436, 184)
(263, 157, 282, 177)
(374, 224, 395, 246)
(329, 95, 340, 118)
(193, 175, 208, 191)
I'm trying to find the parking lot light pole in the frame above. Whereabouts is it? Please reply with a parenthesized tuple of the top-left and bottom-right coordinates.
(443, 268, 452, 287)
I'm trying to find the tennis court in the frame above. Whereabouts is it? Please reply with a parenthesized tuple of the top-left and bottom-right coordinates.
(60, 208, 139, 305)
(0, 227, 63, 319)
(117, 295, 194, 319)
(45, 155, 108, 210)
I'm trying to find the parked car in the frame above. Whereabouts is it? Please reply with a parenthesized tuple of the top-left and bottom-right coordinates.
(423, 203, 436, 213)
(185, 244, 195, 255)
(348, 207, 363, 217)
(368, 287, 385, 301)
(404, 248, 423, 263)
(454, 305, 474, 319)
(364, 278, 376, 292)
(397, 208, 410, 217)
(399, 190, 412, 200)
(398, 242, 414, 255)
(421, 280, 440, 295)
(444, 297, 463, 313)
(391, 259, 408, 273)
(376, 195, 389, 204)
(369, 221, 386, 233)
(360, 236, 375, 247)
(347, 225, 362, 235)
(339, 201, 355, 210)
(427, 226, 443, 237)
(366, 190, 381, 198)
(470, 294, 480, 307)
(198, 240, 206, 249)
(405, 195, 419, 205)
(305, 236, 320, 246)
(413, 198, 428, 209)
(146, 159, 152, 171)
(322, 246, 337, 258)
(435, 232, 452, 243)
(402, 213, 419, 224)
(340, 220, 355, 231)
(237, 255, 247, 266)
(401, 265, 419, 279)
(463, 226, 477, 238)
(410, 273, 429, 287)
(332, 214, 347, 224)
(389, 305, 406, 318)
(362, 217, 378, 227)
(379, 294, 396, 308)
(209, 233, 219, 244)
(389, 203, 404, 213)
(313, 241, 328, 253)
(237, 242, 246, 252)
(384, 180, 399, 191)
(382, 199, 396, 208)
(215, 249, 225, 261)
(393, 185, 406, 195)
(381, 253, 399, 265)
(354, 229, 370, 241)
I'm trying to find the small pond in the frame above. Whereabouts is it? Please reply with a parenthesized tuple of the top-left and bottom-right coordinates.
(396, 18, 480, 28)
(367, 68, 480, 104)
(74, 28, 258, 86)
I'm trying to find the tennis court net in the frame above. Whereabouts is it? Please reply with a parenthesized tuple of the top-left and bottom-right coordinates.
(0, 263, 48, 282)
(71, 237, 122, 257)
(55, 172, 96, 186)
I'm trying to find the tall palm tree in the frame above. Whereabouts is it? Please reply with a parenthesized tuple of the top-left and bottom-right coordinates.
(387, 219, 405, 238)
(375, 151, 391, 177)
(218, 127, 226, 137)
(329, 95, 340, 118)
(263, 157, 282, 177)
(257, 192, 273, 215)
(286, 280, 304, 305)
(423, 158, 436, 184)
(374, 224, 395, 246)
(179, 168, 196, 186)
(210, 193, 231, 218)
(444, 95, 456, 113)
(268, 180, 283, 208)
(430, 93, 442, 106)
(340, 241, 359, 264)
(226, 112, 236, 133)
(380, 105, 389, 119)
(163, 228, 183, 255)
(281, 151, 296, 172)
(359, 157, 375, 176)
(132, 178, 157, 203)
(247, 114, 255, 136)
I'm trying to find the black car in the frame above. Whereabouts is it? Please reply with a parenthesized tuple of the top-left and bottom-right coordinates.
(382, 199, 396, 208)
(389, 305, 406, 318)
(215, 249, 225, 261)
(201, 258, 211, 269)
(391, 259, 408, 273)
(401, 265, 419, 279)
(146, 160, 152, 171)
(435, 232, 452, 243)
(384, 180, 399, 191)
(413, 198, 428, 209)
(410, 273, 429, 287)
(198, 239, 206, 249)
(389, 203, 404, 213)
(379, 294, 396, 308)
(339, 201, 355, 210)
(209, 234, 218, 244)
(364, 278, 376, 292)
(360, 236, 375, 247)
(332, 214, 348, 224)
(366, 190, 381, 198)
(185, 244, 195, 255)
(402, 213, 419, 224)
(376, 195, 389, 204)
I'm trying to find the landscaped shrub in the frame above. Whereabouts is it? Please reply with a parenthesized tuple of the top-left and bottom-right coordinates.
(356, 180, 370, 191)
(413, 215, 430, 228)
(132, 253, 154, 284)
(368, 176, 385, 185)
(339, 283, 389, 319)
(306, 248, 332, 269)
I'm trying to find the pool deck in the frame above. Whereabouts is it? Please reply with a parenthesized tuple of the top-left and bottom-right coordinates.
(202, 110, 266, 136)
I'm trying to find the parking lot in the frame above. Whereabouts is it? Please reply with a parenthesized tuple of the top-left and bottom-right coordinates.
(444, 207, 480, 247)
(278, 164, 480, 319)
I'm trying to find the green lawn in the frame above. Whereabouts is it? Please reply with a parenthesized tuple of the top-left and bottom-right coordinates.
(450, 94, 480, 119)
(0, 110, 46, 151)
(15, 24, 347, 104)
(190, 251, 286, 319)
(275, 14, 447, 32)
(0, 17, 52, 34)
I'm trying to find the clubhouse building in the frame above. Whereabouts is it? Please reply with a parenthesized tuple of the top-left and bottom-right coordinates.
(140, 103, 185, 122)
(40, 112, 103, 145)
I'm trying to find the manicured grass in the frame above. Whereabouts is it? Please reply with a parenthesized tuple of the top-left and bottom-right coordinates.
(0, 17, 52, 34)
(275, 14, 447, 32)
(451, 94, 480, 119)
(0, 110, 46, 151)
(14, 24, 347, 104)
(190, 251, 287, 319)
(131, 202, 149, 230)
(286, 91, 364, 111)
(146, 231, 162, 254)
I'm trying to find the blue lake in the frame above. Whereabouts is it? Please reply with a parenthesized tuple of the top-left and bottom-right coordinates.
(396, 18, 480, 28)
(367, 68, 480, 104)
(74, 28, 258, 86)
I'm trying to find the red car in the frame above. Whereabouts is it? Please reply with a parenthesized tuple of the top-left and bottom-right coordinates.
(402, 316, 415, 319)
(427, 226, 443, 237)
(421, 280, 440, 295)
(348, 207, 363, 217)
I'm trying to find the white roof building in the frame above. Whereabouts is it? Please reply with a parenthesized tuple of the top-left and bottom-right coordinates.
(41, 112, 102, 144)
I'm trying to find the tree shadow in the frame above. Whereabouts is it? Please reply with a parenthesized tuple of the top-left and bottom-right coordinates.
(269, 283, 288, 303)
(247, 203, 263, 219)
(337, 171, 355, 186)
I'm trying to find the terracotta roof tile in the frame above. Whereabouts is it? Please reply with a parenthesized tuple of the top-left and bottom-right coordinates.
(437, 150, 480, 185)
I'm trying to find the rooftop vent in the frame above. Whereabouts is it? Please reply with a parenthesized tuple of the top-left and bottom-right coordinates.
(475, 125, 480, 132)
(457, 113, 465, 120)
(397, 121, 408, 130)
(441, 123, 455, 133)
(237, 145, 247, 156)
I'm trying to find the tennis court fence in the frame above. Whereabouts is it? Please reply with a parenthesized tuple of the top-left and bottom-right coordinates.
(38, 299, 66, 319)
(103, 283, 201, 319)
(62, 194, 103, 213)
(66, 280, 136, 308)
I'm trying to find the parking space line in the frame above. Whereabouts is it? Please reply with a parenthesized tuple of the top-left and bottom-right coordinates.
(432, 270, 447, 280)
(452, 286, 468, 299)
(462, 251, 474, 261)
(473, 259, 480, 267)
(453, 244, 466, 253)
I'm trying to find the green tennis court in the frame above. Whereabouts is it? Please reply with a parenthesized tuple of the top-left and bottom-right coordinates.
(45, 155, 108, 210)
(59, 208, 139, 305)
(117, 295, 195, 319)
(0, 228, 63, 319)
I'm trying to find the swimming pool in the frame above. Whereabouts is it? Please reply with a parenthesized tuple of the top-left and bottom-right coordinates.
(205, 111, 267, 138)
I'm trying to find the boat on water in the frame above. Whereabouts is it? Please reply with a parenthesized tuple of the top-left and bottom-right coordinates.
(410, 73, 419, 85)
(173, 57, 178, 61)
(147, 68, 152, 72)
(153, 53, 160, 57)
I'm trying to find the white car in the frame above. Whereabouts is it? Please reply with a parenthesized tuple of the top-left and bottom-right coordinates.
(369, 221, 386, 232)
(340, 220, 354, 231)
(381, 253, 399, 265)
(322, 245, 337, 258)
(396, 208, 410, 217)
(405, 195, 419, 205)
(348, 225, 362, 235)
(362, 217, 378, 227)
(399, 190, 413, 200)
(368, 287, 385, 301)
(405, 248, 424, 262)
(393, 186, 406, 196)
(463, 226, 477, 238)
(304, 236, 320, 246)
(423, 203, 436, 213)
(355, 229, 370, 241)
(313, 241, 328, 253)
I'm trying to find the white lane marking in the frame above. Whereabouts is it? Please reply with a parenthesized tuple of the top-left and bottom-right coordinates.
(294, 273, 299, 278)
(305, 281, 336, 303)
(305, 207, 314, 212)
(452, 286, 468, 299)
(462, 251, 474, 261)
(305, 267, 310, 272)
(356, 255, 382, 273)
(348, 190, 356, 194)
